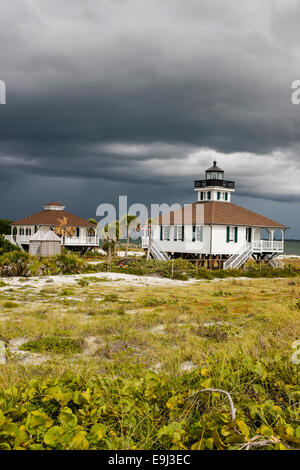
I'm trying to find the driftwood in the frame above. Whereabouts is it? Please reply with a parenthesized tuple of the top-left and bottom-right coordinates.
(238, 435, 299, 451)
(186, 389, 299, 450)
(187, 388, 237, 421)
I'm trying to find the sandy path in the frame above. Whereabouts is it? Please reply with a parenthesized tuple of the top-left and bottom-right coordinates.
(0, 270, 272, 290)
(0, 271, 199, 289)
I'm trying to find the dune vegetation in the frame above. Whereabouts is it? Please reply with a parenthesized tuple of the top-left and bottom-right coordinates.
(0, 270, 299, 450)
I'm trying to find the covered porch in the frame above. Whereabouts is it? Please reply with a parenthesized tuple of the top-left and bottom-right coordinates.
(252, 227, 285, 253)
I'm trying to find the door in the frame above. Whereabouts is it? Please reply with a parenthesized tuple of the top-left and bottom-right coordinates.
(246, 227, 252, 243)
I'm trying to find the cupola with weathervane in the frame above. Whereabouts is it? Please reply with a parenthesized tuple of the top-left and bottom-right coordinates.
(194, 160, 235, 202)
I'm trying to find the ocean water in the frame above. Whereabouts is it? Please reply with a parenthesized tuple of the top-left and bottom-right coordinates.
(284, 240, 300, 256)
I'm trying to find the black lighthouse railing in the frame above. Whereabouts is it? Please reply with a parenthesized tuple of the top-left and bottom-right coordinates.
(194, 179, 235, 189)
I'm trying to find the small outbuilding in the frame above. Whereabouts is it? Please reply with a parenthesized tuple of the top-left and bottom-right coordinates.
(29, 229, 61, 256)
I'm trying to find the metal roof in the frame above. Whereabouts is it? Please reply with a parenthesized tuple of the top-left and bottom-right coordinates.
(30, 229, 61, 242)
(206, 160, 224, 172)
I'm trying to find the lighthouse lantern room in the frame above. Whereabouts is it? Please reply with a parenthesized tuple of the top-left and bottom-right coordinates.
(194, 160, 235, 202)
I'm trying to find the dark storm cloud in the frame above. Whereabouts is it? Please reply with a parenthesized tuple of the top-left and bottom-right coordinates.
(0, 0, 300, 231)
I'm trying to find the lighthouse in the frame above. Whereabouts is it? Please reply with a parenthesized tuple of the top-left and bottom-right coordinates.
(194, 161, 235, 202)
(142, 161, 288, 269)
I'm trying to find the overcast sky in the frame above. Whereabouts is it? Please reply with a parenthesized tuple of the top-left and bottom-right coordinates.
(0, 0, 300, 236)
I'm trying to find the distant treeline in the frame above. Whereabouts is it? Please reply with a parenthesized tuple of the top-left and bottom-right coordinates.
(0, 219, 13, 235)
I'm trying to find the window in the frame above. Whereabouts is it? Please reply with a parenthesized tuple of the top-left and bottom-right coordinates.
(196, 226, 203, 242)
(207, 191, 211, 200)
(246, 227, 252, 243)
(217, 192, 221, 200)
(225, 193, 228, 201)
(227, 226, 238, 243)
(193, 225, 203, 242)
(174, 226, 178, 241)
(177, 226, 184, 241)
(160, 226, 170, 241)
(25, 228, 31, 236)
(19, 228, 24, 235)
(76, 227, 80, 237)
(163, 226, 170, 241)
(200, 191, 204, 200)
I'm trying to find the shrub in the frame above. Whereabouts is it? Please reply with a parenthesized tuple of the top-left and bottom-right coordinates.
(0, 251, 85, 277)
(103, 294, 119, 302)
(140, 296, 177, 307)
(77, 278, 89, 287)
(196, 322, 241, 341)
(0, 235, 20, 255)
(3, 301, 18, 309)
(59, 288, 74, 297)
(20, 337, 83, 354)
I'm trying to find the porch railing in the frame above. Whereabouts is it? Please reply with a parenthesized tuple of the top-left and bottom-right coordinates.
(11, 235, 99, 246)
(252, 240, 284, 252)
(61, 237, 99, 246)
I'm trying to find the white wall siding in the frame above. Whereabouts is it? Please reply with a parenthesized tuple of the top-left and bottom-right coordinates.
(152, 224, 211, 254)
(211, 225, 246, 255)
(152, 224, 260, 255)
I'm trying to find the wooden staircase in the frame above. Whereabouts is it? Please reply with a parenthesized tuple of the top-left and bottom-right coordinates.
(149, 240, 170, 261)
(223, 243, 253, 269)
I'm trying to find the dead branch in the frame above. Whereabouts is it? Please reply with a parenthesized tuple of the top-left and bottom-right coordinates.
(238, 435, 299, 451)
(187, 388, 237, 422)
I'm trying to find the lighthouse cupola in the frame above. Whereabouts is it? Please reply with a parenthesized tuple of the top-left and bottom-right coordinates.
(194, 161, 235, 202)
(205, 160, 224, 181)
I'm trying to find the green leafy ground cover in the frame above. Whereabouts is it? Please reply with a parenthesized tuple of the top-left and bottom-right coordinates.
(0, 274, 299, 449)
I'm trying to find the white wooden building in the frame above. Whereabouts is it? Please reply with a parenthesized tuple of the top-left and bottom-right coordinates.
(8, 202, 99, 253)
(142, 162, 288, 269)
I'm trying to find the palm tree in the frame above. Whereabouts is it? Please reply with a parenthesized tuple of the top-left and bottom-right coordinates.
(146, 218, 155, 261)
(120, 214, 138, 257)
(102, 225, 112, 264)
(102, 220, 120, 260)
(54, 217, 76, 247)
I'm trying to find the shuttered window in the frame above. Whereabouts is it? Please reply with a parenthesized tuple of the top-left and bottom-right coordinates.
(177, 226, 184, 241)
(163, 226, 170, 241)
(226, 226, 237, 243)
(193, 225, 203, 242)
(197, 226, 203, 242)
